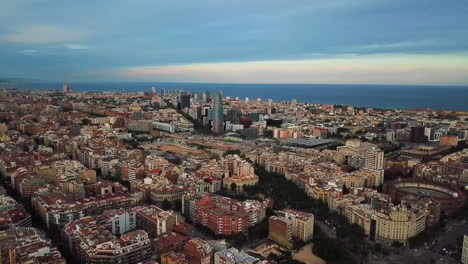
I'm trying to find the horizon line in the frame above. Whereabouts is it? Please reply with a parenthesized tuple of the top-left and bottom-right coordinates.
(2, 78, 468, 87)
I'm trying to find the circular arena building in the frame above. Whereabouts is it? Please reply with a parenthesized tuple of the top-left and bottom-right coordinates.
(384, 178, 465, 214)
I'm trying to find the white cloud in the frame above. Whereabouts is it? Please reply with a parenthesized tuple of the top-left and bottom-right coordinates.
(63, 44, 89, 50)
(352, 40, 440, 51)
(95, 53, 468, 85)
(0, 25, 89, 44)
(18, 49, 38, 55)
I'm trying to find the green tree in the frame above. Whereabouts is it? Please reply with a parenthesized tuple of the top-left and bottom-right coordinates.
(223, 149, 241, 157)
(209, 153, 220, 160)
(263, 130, 273, 138)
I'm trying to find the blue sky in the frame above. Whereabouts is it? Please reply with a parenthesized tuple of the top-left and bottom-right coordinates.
(1, 0, 467, 85)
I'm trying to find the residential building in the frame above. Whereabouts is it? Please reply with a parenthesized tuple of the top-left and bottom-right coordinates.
(132, 205, 177, 237)
(0, 227, 65, 264)
(214, 248, 259, 264)
(277, 209, 314, 242)
(268, 216, 293, 249)
(462, 235, 468, 264)
(185, 238, 214, 264)
(62, 216, 151, 264)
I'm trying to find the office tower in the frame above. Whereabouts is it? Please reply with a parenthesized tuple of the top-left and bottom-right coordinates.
(160, 88, 165, 96)
(267, 99, 272, 115)
(386, 129, 396, 142)
(462, 235, 468, 264)
(193, 92, 199, 102)
(71, 123, 81, 137)
(180, 94, 191, 109)
(226, 108, 242, 124)
(212, 91, 224, 134)
(151, 87, 156, 95)
(410, 126, 427, 143)
(63, 82, 71, 93)
(201, 90, 210, 103)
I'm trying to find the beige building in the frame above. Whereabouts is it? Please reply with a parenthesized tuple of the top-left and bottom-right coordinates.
(268, 216, 293, 249)
(376, 206, 426, 243)
(337, 140, 385, 186)
(346, 204, 426, 243)
(223, 176, 259, 192)
(221, 155, 258, 192)
(462, 235, 468, 264)
(278, 209, 314, 242)
(345, 205, 375, 238)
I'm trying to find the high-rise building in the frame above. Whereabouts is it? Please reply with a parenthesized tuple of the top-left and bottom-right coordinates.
(226, 108, 242, 124)
(463, 235, 468, 264)
(337, 140, 385, 186)
(410, 126, 427, 143)
(364, 147, 385, 185)
(71, 123, 81, 137)
(267, 99, 273, 115)
(291, 99, 297, 106)
(63, 82, 71, 93)
(180, 94, 191, 109)
(386, 129, 396, 142)
(212, 91, 224, 134)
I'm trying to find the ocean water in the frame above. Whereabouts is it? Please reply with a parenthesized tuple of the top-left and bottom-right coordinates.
(8, 82, 468, 111)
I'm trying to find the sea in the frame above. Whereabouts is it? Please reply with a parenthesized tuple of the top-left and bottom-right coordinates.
(6, 81, 468, 111)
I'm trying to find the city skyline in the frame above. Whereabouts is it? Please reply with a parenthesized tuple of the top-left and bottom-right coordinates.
(1, 0, 468, 85)
(0, 84, 467, 263)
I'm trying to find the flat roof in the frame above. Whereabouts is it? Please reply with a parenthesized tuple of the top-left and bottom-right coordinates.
(279, 138, 337, 147)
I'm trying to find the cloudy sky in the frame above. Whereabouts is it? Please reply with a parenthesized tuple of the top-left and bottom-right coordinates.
(1, 0, 467, 85)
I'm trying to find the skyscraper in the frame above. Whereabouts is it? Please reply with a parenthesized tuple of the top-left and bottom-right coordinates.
(180, 94, 191, 109)
(267, 99, 273, 115)
(212, 90, 224, 134)
(462, 235, 468, 264)
(226, 108, 241, 124)
(63, 82, 71, 93)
